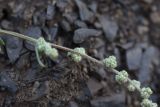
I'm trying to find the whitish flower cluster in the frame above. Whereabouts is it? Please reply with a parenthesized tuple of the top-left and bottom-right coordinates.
(115, 70, 128, 84)
(127, 81, 157, 107)
(68, 47, 85, 62)
(141, 99, 157, 107)
(36, 37, 58, 66)
(103, 56, 117, 69)
(44, 43, 58, 60)
(127, 80, 141, 92)
(140, 87, 153, 99)
(102, 55, 157, 107)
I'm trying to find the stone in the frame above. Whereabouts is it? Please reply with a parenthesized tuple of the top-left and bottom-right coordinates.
(126, 47, 142, 70)
(98, 15, 119, 42)
(73, 28, 102, 43)
(74, 0, 94, 22)
(0, 72, 17, 94)
(87, 78, 103, 96)
(150, 12, 160, 24)
(24, 26, 42, 51)
(138, 25, 149, 35)
(6, 36, 22, 63)
(138, 46, 159, 85)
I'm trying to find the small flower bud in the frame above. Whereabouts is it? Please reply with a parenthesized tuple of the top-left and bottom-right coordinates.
(127, 80, 141, 92)
(140, 87, 153, 99)
(35, 37, 59, 67)
(128, 84, 135, 92)
(72, 54, 82, 62)
(36, 37, 46, 52)
(68, 47, 85, 62)
(49, 49, 58, 60)
(115, 70, 128, 84)
(44, 43, 58, 60)
(103, 56, 117, 69)
(141, 99, 157, 107)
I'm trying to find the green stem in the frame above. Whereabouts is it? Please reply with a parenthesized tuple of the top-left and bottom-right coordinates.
(0, 29, 37, 43)
(35, 47, 46, 67)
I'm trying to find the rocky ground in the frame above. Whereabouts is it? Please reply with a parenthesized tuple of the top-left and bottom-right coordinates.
(0, 0, 160, 107)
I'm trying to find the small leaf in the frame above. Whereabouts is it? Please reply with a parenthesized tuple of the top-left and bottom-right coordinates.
(0, 38, 5, 46)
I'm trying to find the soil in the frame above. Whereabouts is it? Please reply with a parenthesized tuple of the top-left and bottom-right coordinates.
(0, 0, 160, 107)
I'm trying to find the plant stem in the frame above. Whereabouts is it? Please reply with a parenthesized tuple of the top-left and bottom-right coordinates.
(0, 29, 134, 86)
(0, 29, 118, 73)
(50, 44, 119, 74)
(0, 29, 155, 105)
(0, 29, 37, 43)
(50, 44, 103, 65)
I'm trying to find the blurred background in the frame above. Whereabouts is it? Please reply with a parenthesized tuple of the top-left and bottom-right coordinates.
(0, 0, 159, 107)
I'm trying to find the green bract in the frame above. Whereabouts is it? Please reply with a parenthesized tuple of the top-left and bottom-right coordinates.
(68, 47, 85, 62)
(127, 80, 141, 92)
(103, 56, 117, 69)
(115, 70, 128, 84)
(140, 87, 152, 99)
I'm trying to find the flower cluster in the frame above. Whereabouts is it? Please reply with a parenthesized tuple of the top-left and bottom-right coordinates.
(68, 47, 85, 62)
(35, 37, 58, 66)
(102, 55, 157, 107)
(140, 87, 153, 99)
(127, 80, 140, 92)
(103, 56, 117, 69)
(141, 99, 157, 107)
(36, 37, 58, 60)
(115, 70, 128, 84)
